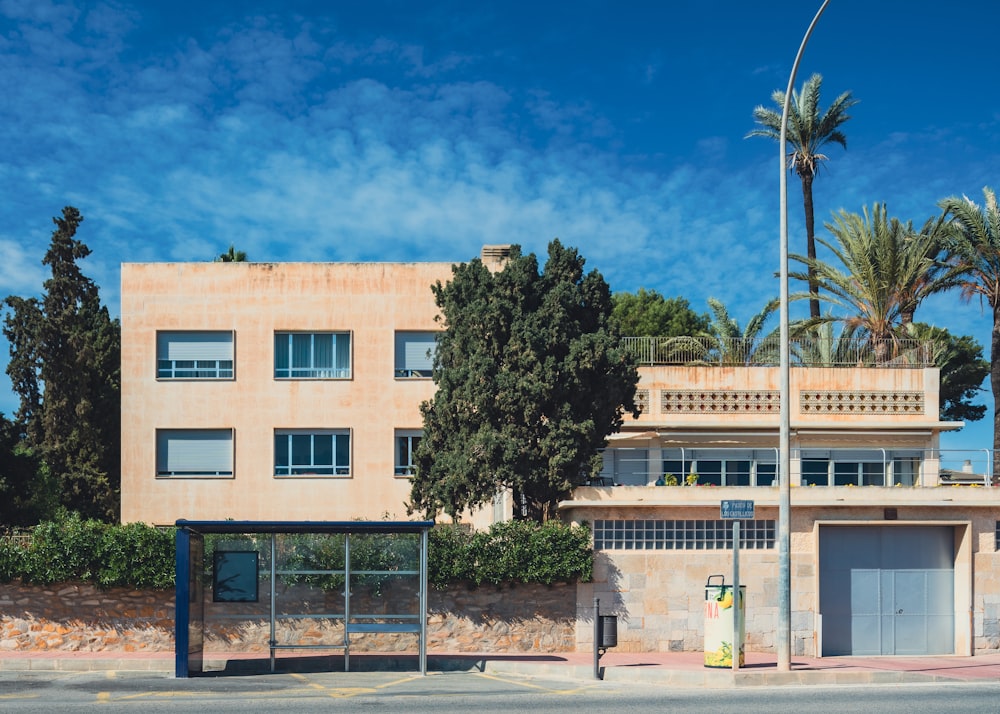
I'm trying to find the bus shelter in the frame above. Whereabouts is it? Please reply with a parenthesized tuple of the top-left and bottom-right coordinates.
(175, 520, 433, 677)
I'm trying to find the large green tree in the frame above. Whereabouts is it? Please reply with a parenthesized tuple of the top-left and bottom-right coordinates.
(410, 240, 639, 522)
(789, 204, 958, 363)
(610, 289, 709, 337)
(939, 187, 1000, 472)
(907, 322, 988, 424)
(0, 413, 50, 527)
(2, 208, 121, 521)
(748, 73, 858, 319)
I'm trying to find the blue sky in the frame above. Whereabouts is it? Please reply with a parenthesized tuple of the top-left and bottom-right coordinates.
(1, 0, 998, 453)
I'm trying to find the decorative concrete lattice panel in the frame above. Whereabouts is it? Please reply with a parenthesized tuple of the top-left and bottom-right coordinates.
(635, 389, 650, 415)
(799, 390, 924, 414)
(660, 390, 779, 413)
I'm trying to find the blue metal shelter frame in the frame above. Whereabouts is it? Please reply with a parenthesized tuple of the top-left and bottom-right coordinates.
(175, 520, 433, 678)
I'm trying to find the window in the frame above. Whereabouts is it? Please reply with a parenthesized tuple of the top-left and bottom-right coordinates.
(157, 331, 233, 379)
(395, 331, 436, 378)
(593, 519, 776, 550)
(156, 429, 233, 478)
(599, 448, 649, 485)
(687, 452, 751, 486)
(274, 332, 351, 379)
(275, 430, 350, 476)
(395, 430, 422, 476)
(662, 449, 777, 486)
(891, 453, 921, 486)
(801, 453, 830, 486)
(800, 449, 894, 486)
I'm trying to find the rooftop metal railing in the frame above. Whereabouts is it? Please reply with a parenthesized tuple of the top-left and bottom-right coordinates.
(622, 336, 935, 368)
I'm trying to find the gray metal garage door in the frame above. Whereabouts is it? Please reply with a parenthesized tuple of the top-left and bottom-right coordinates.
(819, 525, 954, 656)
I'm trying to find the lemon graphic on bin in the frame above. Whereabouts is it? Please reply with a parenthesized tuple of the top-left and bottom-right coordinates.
(704, 576, 745, 668)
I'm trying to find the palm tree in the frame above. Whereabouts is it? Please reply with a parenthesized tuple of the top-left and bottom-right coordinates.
(939, 187, 1000, 474)
(216, 245, 247, 262)
(897, 212, 962, 325)
(665, 297, 780, 365)
(747, 73, 858, 320)
(790, 318, 864, 367)
(789, 204, 957, 364)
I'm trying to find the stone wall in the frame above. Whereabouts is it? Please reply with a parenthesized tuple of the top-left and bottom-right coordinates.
(0, 581, 576, 654)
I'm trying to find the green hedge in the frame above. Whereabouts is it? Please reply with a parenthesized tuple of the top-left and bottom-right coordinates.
(0, 515, 592, 591)
(0, 512, 175, 589)
(428, 520, 593, 588)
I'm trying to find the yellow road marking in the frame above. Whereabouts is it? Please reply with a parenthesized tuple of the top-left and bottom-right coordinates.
(291, 673, 382, 698)
(473, 672, 603, 695)
(375, 675, 423, 689)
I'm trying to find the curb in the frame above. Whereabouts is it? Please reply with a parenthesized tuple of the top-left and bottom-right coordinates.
(0, 653, 995, 686)
(484, 660, 942, 688)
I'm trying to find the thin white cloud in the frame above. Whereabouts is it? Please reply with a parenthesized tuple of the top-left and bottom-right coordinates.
(0, 238, 47, 296)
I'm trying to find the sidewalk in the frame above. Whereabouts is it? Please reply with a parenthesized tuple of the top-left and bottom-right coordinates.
(3, 649, 1000, 687)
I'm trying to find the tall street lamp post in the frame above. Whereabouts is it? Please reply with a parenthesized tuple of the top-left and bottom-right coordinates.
(778, 0, 829, 672)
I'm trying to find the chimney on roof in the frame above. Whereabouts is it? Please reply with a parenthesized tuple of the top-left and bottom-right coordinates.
(480, 244, 512, 271)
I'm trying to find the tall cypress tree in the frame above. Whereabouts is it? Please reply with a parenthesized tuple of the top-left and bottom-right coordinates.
(3, 208, 121, 521)
(410, 240, 639, 522)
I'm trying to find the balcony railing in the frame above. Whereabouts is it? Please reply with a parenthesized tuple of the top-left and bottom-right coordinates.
(622, 336, 935, 368)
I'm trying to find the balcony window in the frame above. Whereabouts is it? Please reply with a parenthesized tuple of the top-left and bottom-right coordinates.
(801, 449, 897, 486)
(157, 331, 233, 379)
(275, 430, 350, 476)
(274, 332, 351, 379)
(156, 429, 233, 478)
(801, 454, 831, 486)
(394, 331, 436, 378)
(663, 449, 775, 486)
(599, 448, 649, 485)
(395, 430, 422, 476)
(891, 453, 921, 486)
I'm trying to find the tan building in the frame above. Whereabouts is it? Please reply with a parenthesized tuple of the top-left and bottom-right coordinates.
(120, 252, 1000, 658)
(565, 359, 1000, 658)
(120, 259, 450, 525)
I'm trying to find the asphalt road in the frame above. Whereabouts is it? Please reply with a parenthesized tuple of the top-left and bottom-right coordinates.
(3, 670, 1000, 713)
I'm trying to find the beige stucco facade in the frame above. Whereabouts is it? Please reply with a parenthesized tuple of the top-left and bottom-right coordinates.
(121, 256, 1000, 658)
(121, 260, 450, 525)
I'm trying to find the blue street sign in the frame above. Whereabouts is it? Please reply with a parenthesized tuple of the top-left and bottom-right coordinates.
(721, 500, 755, 519)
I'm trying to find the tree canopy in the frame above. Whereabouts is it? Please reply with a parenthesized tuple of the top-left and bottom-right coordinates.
(907, 323, 988, 425)
(610, 289, 709, 337)
(409, 240, 639, 522)
(215, 244, 247, 262)
(2, 207, 121, 522)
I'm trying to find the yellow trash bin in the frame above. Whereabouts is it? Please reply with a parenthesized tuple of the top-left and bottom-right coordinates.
(704, 575, 745, 668)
